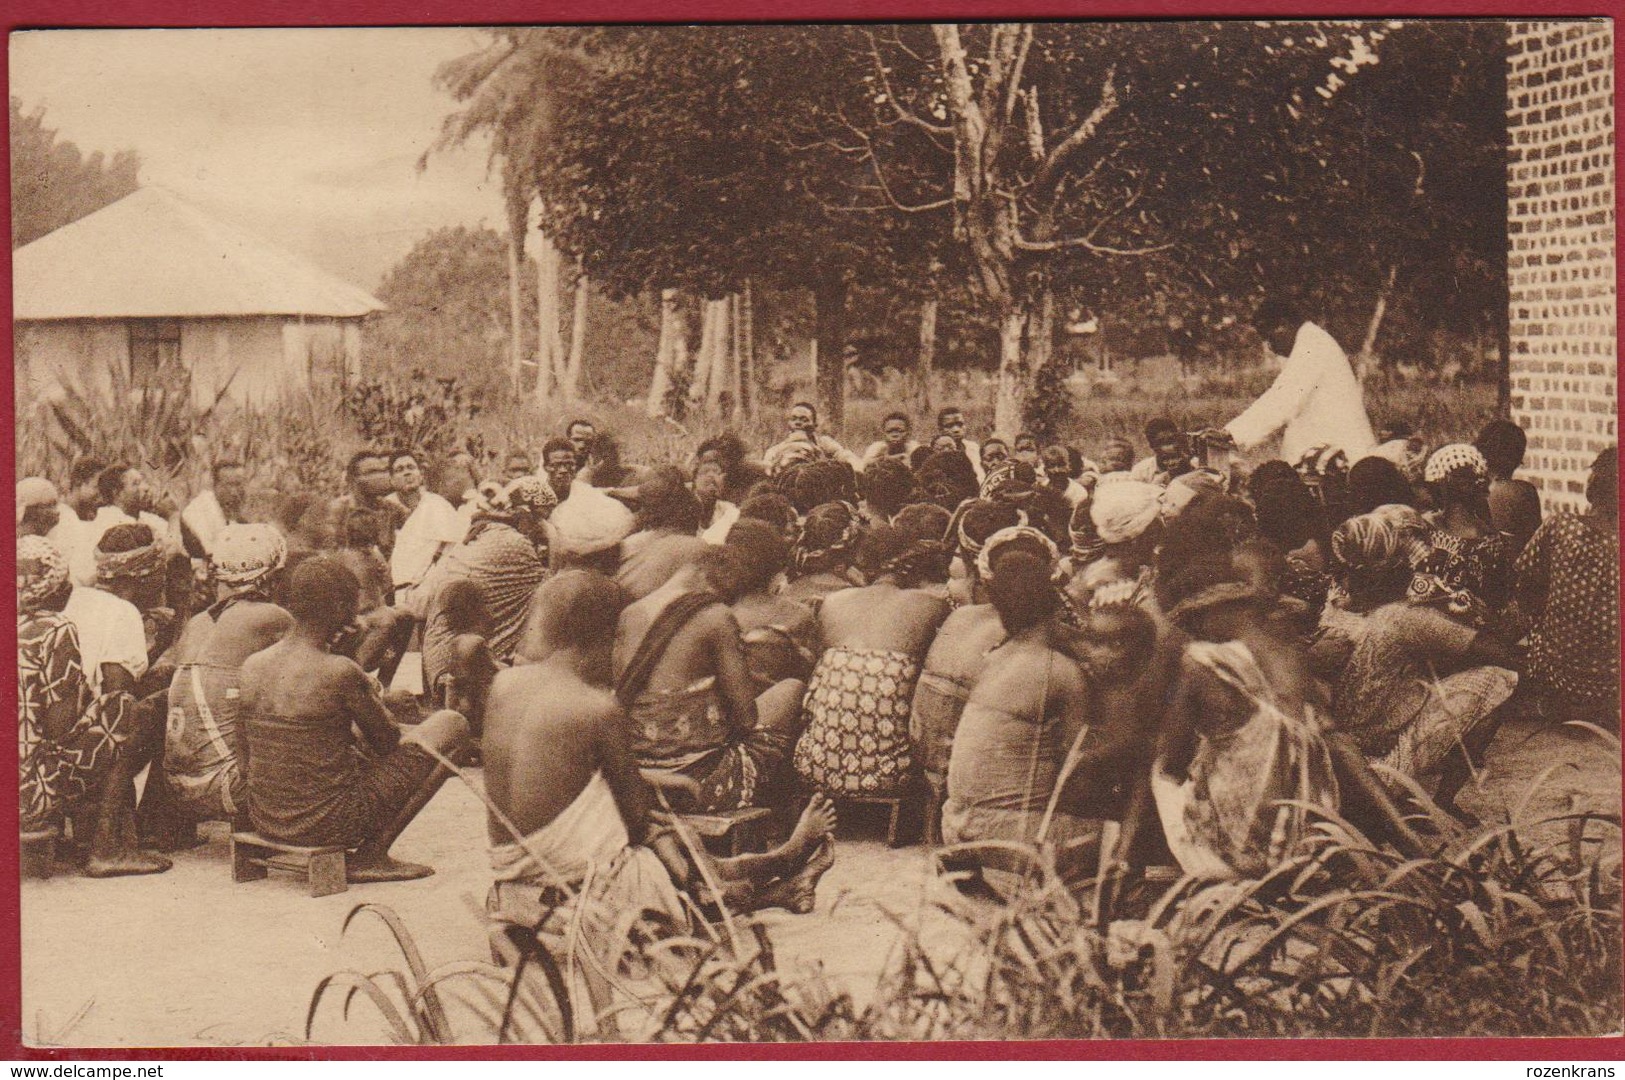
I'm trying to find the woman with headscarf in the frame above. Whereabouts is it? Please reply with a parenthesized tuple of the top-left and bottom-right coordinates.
(18, 537, 170, 877)
(1253, 474, 1333, 616)
(1412, 444, 1514, 626)
(794, 525, 951, 800)
(1325, 508, 1521, 817)
(914, 525, 1058, 827)
(420, 476, 556, 692)
(148, 524, 293, 839)
(946, 498, 1023, 607)
(1151, 554, 1342, 879)
(781, 501, 863, 618)
(1515, 447, 1619, 728)
(1070, 479, 1164, 613)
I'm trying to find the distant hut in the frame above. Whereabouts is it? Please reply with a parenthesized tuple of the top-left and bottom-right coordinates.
(14, 187, 384, 406)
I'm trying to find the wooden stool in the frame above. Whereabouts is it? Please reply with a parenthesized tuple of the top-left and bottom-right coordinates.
(842, 795, 908, 848)
(21, 826, 59, 880)
(231, 831, 348, 897)
(680, 806, 775, 856)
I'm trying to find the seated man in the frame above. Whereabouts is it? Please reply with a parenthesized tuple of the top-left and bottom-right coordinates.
(614, 548, 806, 813)
(144, 524, 293, 843)
(239, 557, 470, 882)
(485, 570, 837, 934)
(18, 537, 170, 877)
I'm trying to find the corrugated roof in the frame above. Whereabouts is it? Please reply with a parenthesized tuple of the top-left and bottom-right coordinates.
(13, 187, 386, 320)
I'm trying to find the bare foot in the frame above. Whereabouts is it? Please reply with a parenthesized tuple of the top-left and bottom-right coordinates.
(84, 850, 172, 877)
(348, 856, 435, 883)
(784, 793, 838, 861)
(763, 833, 836, 914)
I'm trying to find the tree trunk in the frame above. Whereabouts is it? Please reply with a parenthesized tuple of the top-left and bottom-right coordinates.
(917, 295, 939, 413)
(740, 279, 755, 419)
(993, 302, 1029, 438)
(1356, 264, 1398, 385)
(535, 233, 565, 404)
(812, 275, 848, 434)
(562, 263, 588, 402)
(505, 213, 526, 398)
(647, 288, 681, 417)
(705, 297, 730, 412)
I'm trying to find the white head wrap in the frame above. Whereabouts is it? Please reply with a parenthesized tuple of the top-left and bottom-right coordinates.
(549, 485, 635, 556)
(1089, 480, 1163, 545)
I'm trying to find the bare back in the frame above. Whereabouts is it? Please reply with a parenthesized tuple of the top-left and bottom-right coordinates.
(819, 583, 950, 656)
(482, 661, 655, 846)
(172, 600, 292, 670)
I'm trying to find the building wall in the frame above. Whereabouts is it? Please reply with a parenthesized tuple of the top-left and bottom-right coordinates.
(14, 315, 366, 408)
(1507, 21, 1616, 510)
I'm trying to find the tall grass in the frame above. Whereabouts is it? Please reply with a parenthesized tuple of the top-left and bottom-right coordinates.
(302, 724, 1618, 1044)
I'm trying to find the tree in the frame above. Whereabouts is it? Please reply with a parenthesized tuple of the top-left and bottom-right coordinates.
(368, 225, 531, 405)
(11, 96, 140, 248)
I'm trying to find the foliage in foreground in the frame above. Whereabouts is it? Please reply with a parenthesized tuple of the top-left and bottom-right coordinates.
(305, 727, 1620, 1044)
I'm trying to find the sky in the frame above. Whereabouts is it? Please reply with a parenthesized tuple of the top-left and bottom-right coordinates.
(10, 28, 509, 290)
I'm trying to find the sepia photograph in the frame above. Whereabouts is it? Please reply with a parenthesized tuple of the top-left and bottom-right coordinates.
(9, 19, 1621, 1050)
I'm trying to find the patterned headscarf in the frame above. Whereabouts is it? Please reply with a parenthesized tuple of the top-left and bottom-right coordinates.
(952, 499, 1023, 563)
(1424, 443, 1489, 486)
(496, 475, 558, 516)
(975, 524, 1059, 582)
(979, 460, 1029, 501)
(1330, 504, 1429, 573)
(95, 525, 167, 586)
(1089, 480, 1163, 544)
(18, 536, 70, 610)
(213, 523, 288, 588)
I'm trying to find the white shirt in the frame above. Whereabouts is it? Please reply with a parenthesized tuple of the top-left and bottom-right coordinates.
(64, 586, 148, 692)
(89, 504, 171, 552)
(48, 511, 99, 588)
(390, 490, 467, 589)
(180, 490, 230, 556)
(1225, 321, 1377, 463)
(700, 500, 740, 545)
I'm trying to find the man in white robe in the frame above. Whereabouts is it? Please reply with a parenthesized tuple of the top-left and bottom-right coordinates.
(1225, 320, 1376, 464)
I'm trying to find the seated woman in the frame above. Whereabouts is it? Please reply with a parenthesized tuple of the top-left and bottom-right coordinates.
(1329, 508, 1521, 816)
(18, 537, 171, 877)
(421, 476, 556, 689)
(1412, 444, 1514, 628)
(146, 524, 293, 842)
(239, 557, 471, 881)
(1153, 557, 1342, 880)
(794, 526, 950, 799)
(781, 501, 863, 618)
(484, 570, 837, 936)
(940, 551, 1098, 883)
(614, 548, 806, 813)
(1515, 447, 1618, 729)
(725, 520, 819, 693)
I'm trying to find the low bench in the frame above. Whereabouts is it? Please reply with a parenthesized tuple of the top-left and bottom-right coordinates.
(21, 826, 60, 880)
(230, 831, 348, 897)
(839, 795, 910, 848)
(679, 806, 775, 856)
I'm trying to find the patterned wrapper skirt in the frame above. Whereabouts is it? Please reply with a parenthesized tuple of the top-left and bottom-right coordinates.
(793, 647, 920, 797)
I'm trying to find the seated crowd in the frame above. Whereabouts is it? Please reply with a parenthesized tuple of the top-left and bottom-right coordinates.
(15, 403, 1618, 927)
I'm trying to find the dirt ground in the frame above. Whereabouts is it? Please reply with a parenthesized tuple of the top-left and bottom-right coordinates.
(18, 713, 1620, 1048)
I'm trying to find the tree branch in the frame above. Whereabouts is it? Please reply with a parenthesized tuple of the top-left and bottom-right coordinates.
(1001, 24, 1034, 126)
(1013, 233, 1173, 256)
(830, 111, 954, 214)
(865, 28, 953, 136)
(1033, 66, 1119, 192)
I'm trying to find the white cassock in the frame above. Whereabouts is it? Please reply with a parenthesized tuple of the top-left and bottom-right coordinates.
(1224, 322, 1376, 464)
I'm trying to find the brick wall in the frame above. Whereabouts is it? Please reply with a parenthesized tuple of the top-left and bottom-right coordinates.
(1507, 21, 1615, 510)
